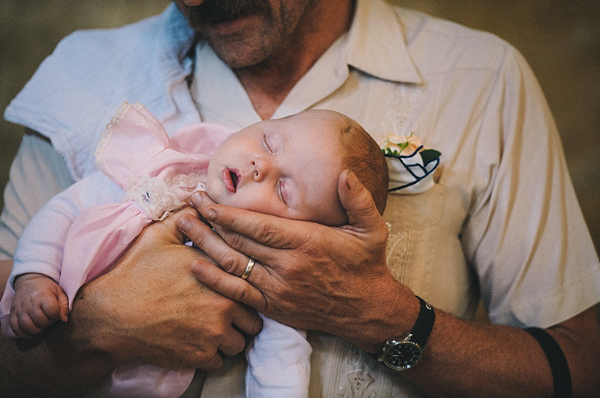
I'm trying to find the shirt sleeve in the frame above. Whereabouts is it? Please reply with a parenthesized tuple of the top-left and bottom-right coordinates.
(0, 132, 75, 261)
(462, 46, 600, 328)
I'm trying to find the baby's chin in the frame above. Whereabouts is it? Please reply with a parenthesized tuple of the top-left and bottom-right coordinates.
(202, 184, 222, 206)
(202, 187, 239, 209)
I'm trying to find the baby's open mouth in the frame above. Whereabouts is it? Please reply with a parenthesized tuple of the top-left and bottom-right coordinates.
(231, 170, 239, 188)
(223, 168, 240, 193)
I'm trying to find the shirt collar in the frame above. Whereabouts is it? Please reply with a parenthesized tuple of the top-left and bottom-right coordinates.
(187, 0, 424, 123)
(158, 4, 197, 69)
(345, 0, 421, 84)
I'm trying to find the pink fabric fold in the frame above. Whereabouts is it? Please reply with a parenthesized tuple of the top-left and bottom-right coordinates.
(60, 203, 151, 307)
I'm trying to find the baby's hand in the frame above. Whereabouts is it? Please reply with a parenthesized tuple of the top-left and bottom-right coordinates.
(9, 273, 69, 338)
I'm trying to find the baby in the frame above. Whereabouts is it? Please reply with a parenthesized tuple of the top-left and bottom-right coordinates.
(0, 103, 388, 398)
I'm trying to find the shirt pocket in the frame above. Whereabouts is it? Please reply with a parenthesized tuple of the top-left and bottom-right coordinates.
(382, 183, 445, 289)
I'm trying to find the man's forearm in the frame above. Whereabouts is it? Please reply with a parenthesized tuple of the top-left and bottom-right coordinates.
(399, 308, 552, 398)
(393, 304, 600, 398)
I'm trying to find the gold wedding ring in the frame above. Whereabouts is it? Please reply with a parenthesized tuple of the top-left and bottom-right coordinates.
(241, 257, 255, 280)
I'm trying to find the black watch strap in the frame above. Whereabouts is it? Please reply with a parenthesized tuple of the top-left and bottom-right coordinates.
(410, 296, 435, 349)
(372, 295, 436, 371)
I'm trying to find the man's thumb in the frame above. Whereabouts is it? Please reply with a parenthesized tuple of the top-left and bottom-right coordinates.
(338, 169, 383, 229)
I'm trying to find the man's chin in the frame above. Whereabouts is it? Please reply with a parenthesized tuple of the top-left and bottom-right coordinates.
(207, 34, 274, 69)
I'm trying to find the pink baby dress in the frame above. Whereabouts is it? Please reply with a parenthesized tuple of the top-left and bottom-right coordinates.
(1, 102, 235, 397)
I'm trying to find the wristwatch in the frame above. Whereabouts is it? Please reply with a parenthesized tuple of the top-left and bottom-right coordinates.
(377, 296, 435, 371)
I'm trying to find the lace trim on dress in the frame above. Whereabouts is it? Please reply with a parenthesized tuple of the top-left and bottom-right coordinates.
(165, 173, 207, 191)
(123, 173, 206, 221)
(94, 101, 144, 173)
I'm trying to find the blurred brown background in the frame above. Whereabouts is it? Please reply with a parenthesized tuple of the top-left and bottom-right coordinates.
(1, 0, 599, 253)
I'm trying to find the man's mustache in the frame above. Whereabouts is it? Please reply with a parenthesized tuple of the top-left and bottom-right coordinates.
(188, 0, 272, 28)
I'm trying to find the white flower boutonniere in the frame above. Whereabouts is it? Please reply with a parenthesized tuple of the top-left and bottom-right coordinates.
(379, 133, 441, 194)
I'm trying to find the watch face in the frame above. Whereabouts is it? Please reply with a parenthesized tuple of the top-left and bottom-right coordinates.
(383, 341, 423, 371)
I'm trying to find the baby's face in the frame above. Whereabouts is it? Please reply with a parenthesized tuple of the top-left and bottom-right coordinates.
(206, 111, 347, 226)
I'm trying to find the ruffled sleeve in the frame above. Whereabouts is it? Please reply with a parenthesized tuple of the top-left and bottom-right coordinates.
(95, 102, 235, 190)
(95, 102, 171, 188)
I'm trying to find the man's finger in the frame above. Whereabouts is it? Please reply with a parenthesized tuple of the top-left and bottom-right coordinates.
(153, 206, 202, 245)
(230, 301, 264, 337)
(191, 260, 268, 312)
(177, 214, 262, 276)
(190, 191, 302, 250)
(217, 328, 247, 357)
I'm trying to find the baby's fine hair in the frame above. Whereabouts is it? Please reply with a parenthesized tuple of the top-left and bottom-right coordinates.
(336, 114, 389, 215)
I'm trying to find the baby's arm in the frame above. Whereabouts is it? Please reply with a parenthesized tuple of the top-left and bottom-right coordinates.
(9, 273, 68, 338)
(1, 172, 123, 337)
(9, 171, 123, 286)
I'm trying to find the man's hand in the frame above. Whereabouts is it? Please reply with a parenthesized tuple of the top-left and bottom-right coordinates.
(179, 170, 417, 352)
(71, 206, 262, 371)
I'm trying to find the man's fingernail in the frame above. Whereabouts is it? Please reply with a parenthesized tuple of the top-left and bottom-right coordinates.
(190, 192, 202, 207)
(203, 209, 217, 221)
(346, 170, 359, 191)
(177, 217, 191, 231)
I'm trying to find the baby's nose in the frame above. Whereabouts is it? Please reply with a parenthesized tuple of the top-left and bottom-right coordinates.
(251, 157, 272, 181)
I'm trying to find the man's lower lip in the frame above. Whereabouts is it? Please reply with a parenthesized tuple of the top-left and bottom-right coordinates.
(205, 14, 257, 34)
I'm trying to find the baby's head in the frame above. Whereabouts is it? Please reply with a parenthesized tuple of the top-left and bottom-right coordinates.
(206, 110, 388, 226)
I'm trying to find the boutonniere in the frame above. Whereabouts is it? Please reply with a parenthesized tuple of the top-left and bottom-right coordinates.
(379, 133, 441, 194)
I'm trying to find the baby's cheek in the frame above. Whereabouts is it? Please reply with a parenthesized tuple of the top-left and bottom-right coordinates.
(238, 197, 272, 213)
(238, 195, 288, 218)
